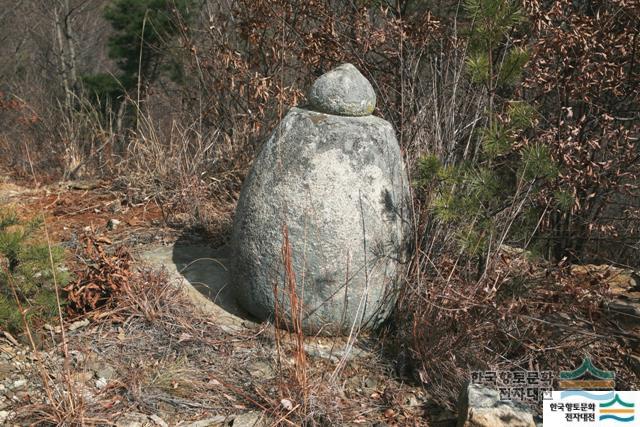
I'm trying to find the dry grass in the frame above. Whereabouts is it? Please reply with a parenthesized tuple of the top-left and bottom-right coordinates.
(112, 102, 246, 241)
(8, 233, 430, 426)
(5, 173, 636, 425)
(391, 238, 640, 408)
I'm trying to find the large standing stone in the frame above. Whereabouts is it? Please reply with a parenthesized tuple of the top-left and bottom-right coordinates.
(231, 63, 410, 335)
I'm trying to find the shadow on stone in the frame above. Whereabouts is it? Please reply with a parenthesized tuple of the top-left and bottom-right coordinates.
(172, 243, 245, 317)
(141, 231, 254, 323)
(141, 231, 379, 362)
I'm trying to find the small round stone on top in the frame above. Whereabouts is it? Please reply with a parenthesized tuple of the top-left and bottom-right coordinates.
(307, 63, 376, 116)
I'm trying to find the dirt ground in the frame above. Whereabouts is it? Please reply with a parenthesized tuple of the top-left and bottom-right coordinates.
(2, 176, 639, 427)
(0, 177, 452, 426)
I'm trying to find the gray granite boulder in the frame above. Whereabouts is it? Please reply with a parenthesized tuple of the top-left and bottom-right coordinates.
(457, 384, 536, 427)
(308, 63, 376, 116)
(231, 64, 410, 335)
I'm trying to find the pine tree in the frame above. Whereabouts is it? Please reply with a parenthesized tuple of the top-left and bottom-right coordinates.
(417, 0, 559, 271)
(83, 0, 195, 103)
(0, 210, 69, 335)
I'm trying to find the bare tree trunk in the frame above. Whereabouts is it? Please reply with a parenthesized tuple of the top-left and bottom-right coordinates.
(53, 4, 72, 111)
(54, 0, 80, 110)
(63, 0, 79, 94)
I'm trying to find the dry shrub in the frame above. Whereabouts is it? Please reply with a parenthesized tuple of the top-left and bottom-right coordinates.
(523, 0, 640, 264)
(0, 86, 116, 183)
(65, 234, 133, 314)
(110, 99, 244, 238)
(65, 233, 186, 323)
(183, 0, 441, 138)
(387, 0, 640, 409)
(0, 92, 53, 181)
(393, 239, 639, 408)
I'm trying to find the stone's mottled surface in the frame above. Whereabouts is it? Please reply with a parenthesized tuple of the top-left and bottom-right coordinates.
(231, 105, 410, 335)
(457, 384, 536, 427)
(308, 63, 376, 116)
(232, 412, 271, 427)
(179, 416, 227, 427)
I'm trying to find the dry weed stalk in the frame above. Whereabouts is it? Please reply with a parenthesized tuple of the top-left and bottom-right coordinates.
(281, 225, 307, 386)
(271, 224, 309, 421)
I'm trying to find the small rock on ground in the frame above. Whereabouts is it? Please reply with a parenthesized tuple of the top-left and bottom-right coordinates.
(457, 383, 536, 427)
(232, 412, 271, 427)
(179, 415, 227, 427)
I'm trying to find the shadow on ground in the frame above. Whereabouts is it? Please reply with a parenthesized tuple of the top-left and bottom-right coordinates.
(142, 231, 379, 363)
(141, 231, 255, 325)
